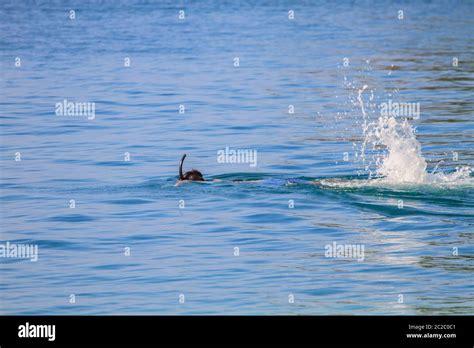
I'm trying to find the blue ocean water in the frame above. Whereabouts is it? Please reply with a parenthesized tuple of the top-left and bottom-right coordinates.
(0, 1, 473, 314)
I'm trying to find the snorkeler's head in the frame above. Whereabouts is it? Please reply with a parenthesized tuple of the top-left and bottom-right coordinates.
(179, 154, 204, 181)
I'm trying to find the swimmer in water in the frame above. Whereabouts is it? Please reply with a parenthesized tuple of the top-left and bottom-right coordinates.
(175, 154, 321, 186)
(178, 154, 205, 182)
(175, 154, 246, 185)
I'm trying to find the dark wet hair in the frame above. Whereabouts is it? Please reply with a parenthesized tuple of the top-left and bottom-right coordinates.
(183, 169, 204, 181)
(179, 154, 204, 181)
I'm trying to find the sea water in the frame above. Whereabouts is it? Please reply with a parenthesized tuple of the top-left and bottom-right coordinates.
(0, 0, 473, 314)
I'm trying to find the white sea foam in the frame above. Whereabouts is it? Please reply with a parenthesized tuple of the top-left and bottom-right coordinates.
(368, 115, 472, 185)
(368, 115, 427, 184)
(323, 84, 472, 188)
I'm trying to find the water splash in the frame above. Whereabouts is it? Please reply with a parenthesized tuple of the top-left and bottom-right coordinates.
(368, 116, 427, 183)
(333, 82, 472, 187)
(364, 115, 471, 185)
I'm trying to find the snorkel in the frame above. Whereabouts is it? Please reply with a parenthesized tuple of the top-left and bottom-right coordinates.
(179, 154, 186, 180)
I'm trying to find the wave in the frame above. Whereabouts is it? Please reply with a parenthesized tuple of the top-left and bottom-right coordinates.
(334, 84, 474, 188)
